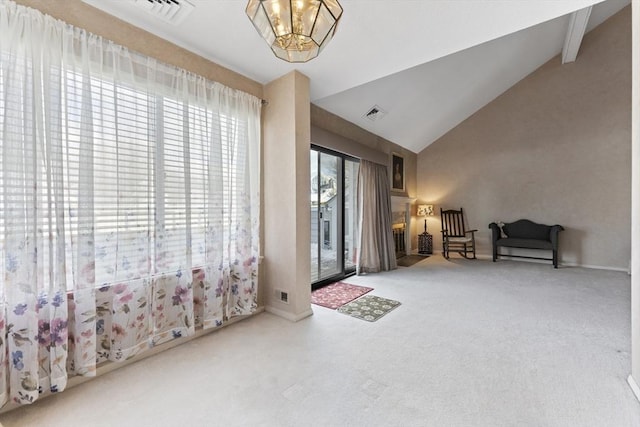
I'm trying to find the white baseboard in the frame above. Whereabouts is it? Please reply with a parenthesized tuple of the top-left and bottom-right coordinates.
(265, 305, 314, 322)
(567, 263, 629, 273)
(628, 375, 640, 403)
(475, 251, 629, 272)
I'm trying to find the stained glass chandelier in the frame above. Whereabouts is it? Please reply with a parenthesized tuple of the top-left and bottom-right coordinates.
(246, 0, 343, 63)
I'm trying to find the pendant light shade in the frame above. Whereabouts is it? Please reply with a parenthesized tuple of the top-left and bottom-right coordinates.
(246, 0, 343, 63)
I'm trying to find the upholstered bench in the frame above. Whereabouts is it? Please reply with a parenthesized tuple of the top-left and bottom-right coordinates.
(488, 219, 564, 268)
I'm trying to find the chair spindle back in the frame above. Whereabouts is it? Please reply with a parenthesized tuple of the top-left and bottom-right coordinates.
(441, 208, 467, 238)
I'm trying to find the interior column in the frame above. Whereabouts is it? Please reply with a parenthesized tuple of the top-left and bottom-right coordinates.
(262, 71, 313, 321)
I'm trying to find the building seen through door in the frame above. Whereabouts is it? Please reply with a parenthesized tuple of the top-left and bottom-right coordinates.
(310, 146, 359, 289)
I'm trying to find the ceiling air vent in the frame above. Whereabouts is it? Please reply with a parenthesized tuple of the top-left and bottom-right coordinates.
(364, 105, 387, 122)
(130, 0, 195, 25)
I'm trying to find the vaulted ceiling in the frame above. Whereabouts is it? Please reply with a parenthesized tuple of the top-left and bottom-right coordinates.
(82, 0, 630, 153)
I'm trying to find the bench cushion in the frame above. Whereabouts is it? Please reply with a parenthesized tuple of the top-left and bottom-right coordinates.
(497, 238, 552, 250)
(502, 220, 551, 241)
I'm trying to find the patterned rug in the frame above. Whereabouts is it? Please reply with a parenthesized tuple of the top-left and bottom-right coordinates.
(337, 295, 401, 322)
(311, 282, 374, 309)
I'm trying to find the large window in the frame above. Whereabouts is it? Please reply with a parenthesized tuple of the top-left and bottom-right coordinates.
(0, 3, 261, 407)
(0, 68, 250, 289)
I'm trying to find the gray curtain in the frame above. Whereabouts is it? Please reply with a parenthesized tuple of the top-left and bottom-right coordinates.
(357, 159, 397, 274)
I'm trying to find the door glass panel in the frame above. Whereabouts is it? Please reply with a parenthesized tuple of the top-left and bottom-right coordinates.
(318, 152, 339, 280)
(344, 159, 359, 273)
(310, 150, 320, 282)
(311, 147, 359, 286)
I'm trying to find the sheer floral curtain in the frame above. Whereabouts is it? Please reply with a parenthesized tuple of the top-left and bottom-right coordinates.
(0, 0, 260, 407)
(356, 160, 397, 274)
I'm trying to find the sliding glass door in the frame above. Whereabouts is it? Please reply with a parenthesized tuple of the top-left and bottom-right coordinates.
(310, 146, 359, 288)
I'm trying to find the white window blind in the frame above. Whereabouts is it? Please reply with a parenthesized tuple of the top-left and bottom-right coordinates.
(0, 58, 253, 290)
(0, 2, 261, 407)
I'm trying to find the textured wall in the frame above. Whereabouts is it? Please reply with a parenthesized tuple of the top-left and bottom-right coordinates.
(311, 107, 420, 254)
(417, 6, 631, 269)
(311, 105, 417, 199)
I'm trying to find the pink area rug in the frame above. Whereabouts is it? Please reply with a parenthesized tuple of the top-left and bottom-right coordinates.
(311, 282, 374, 310)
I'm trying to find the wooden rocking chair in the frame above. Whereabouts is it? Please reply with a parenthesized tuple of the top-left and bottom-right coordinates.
(440, 207, 477, 260)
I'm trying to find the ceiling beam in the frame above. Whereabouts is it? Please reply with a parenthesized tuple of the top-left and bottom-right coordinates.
(562, 6, 593, 64)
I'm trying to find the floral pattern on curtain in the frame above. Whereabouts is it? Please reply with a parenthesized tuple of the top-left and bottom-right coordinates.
(0, 0, 261, 407)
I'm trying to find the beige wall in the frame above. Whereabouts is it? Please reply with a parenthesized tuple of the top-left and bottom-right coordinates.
(311, 125, 386, 165)
(417, 6, 631, 270)
(311, 105, 417, 199)
(311, 106, 420, 253)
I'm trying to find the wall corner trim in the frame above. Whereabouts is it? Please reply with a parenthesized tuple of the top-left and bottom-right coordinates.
(627, 375, 640, 403)
(265, 306, 314, 322)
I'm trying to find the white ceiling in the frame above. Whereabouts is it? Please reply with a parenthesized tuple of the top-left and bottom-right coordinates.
(82, 0, 630, 153)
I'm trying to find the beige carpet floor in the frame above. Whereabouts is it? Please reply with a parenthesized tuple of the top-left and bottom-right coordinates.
(1, 255, 639, 426)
